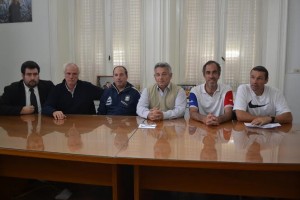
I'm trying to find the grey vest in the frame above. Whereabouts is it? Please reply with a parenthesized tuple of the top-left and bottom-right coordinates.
(147, 82, 180, 111)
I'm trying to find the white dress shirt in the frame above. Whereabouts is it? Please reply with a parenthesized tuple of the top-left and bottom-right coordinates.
(24, 83, 41, 113)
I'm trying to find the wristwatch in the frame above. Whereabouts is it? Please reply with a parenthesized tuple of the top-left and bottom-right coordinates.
(271, 116, 275, 123)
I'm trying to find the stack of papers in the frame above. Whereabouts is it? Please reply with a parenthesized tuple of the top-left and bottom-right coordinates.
(244, 123, 281, 129)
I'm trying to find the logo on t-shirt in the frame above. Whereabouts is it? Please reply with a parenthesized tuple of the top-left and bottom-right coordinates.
(125, 95, 130, 102)
(248, 100, 267, 108)
(106, 96, 112, 105)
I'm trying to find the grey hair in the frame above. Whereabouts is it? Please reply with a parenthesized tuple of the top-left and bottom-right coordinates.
(63, 62, 80, 74)
(154, 62, 172, 73)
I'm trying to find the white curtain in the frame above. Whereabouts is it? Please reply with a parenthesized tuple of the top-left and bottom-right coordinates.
(180, 0, 262, 91)
(74, 0, 141, 87)
(56, 0, 285, 91)
(224, 0, 262, 91)
(180, 0, 218, 85)
(111, 0, 141, 88)
(75, 0, 106, 84)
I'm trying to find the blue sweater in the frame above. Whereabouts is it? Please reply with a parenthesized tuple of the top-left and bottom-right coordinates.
(42, 80, 103, 115)
(97, 82, 140, 116)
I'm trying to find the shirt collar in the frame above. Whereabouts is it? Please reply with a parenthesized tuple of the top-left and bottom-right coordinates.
(156, 83, 171, 92)
(65, 81, 77, 93)
(23, 82, 37, 92)
(112, 82, 132, 93)
(201, 83, 220, 94)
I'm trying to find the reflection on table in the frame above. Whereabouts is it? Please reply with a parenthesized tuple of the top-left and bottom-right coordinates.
(0, 115, 138, 157)
(118, 119, 300, 164)
(1, 115, 300, 163)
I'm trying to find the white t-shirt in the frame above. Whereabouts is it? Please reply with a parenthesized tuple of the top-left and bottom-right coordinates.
(189, 83, 233, 116)
(233, 84, 290, 116)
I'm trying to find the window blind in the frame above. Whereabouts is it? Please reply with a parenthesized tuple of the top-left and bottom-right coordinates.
(75, 0, 141, 87)
(181, 0, 262, 91)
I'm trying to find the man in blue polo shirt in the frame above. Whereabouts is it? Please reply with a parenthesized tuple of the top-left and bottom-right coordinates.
(97, 66, 140, 116)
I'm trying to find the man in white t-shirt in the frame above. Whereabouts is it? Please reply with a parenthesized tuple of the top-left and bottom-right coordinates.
(234, 66, 293, 126)
(189, 60, 234, 126)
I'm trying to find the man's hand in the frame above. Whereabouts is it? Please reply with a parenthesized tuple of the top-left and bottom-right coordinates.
(53, 111, 66, 120)
(251, 116, 272, 126)
(20, 105, 35, 115)
(147, 108, 163, 121)
(204, 113, 219, 126)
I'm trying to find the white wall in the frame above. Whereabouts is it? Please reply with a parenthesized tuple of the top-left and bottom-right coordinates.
(0, 0, 51, 94)
(285, 0, 300, 123)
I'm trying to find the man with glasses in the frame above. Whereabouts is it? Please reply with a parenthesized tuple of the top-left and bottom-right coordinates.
(137, 62, 186, 121)
(0, 61, 54, 115)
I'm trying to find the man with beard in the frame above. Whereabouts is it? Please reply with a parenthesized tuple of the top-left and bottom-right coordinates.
(189, 60, 234, 125)
(234, 66, 292, 125)
(0, 61, 54, 115)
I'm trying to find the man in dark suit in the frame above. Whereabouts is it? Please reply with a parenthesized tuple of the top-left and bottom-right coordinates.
(0, 61, 54, 115)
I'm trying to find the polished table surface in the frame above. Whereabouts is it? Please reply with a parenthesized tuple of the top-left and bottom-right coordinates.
(0, 115, 138, 158)
(1, 115, 300, 199)
(118, 118, 300, 166)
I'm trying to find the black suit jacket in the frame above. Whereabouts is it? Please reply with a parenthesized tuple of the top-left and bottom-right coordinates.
(0, 80, 54, 115)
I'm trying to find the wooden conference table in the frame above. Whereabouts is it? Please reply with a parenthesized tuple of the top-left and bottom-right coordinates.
(0, 115, 300, 199)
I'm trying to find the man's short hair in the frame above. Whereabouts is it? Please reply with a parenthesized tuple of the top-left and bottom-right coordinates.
(251, 66, 269, 80)
(21, 61, 40, 74)
(113, 66, 128, 76)
(63, 63, 80, 74)
(202, 60, 221, 75)
(154, 62, 172, 73)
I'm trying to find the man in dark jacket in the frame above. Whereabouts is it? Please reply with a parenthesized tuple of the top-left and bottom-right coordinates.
(42, 63, 103, 119)
(0, 61, 54, 115)
(97, 66, 140, 116)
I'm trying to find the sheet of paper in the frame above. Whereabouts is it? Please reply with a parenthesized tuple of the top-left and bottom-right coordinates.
(244, 122, 281, 128)
(138, 123, 156, 129)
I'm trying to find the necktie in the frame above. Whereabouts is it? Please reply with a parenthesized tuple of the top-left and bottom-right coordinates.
(30, 88, 38, 113)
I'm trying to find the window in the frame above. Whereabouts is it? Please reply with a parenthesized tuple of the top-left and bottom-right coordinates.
(179, 0, 262, 91)
(74, 0, 141, 88)
(52, 0, 286, 91)
(111, 0, 141, 88)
